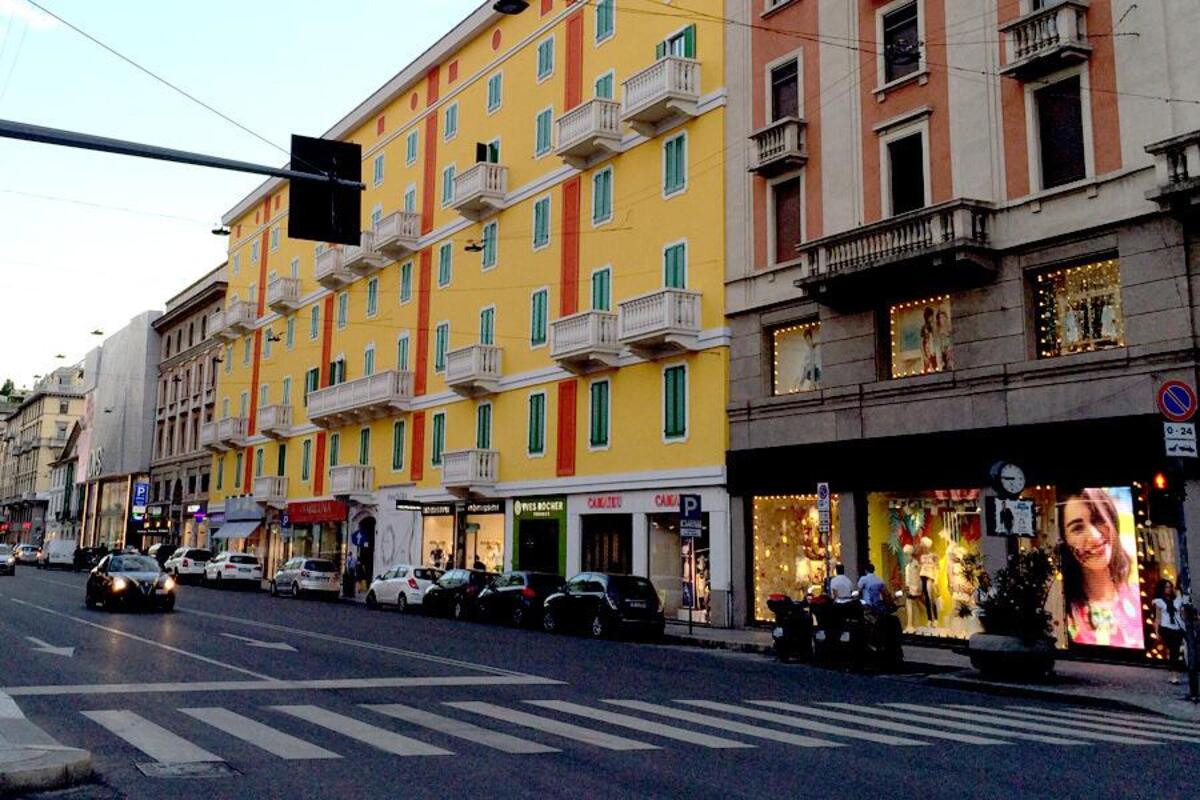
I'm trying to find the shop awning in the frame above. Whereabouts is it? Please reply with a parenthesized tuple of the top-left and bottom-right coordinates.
(209, 521, 259, 541)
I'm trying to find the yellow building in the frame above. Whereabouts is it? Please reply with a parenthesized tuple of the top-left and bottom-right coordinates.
(205, 0, 732, 625)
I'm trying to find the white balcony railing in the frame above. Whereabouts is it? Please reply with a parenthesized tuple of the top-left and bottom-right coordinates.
(266, 277, 301, 313)
(343, 230, 387, 273)
(617, 288, 701, 357)
(442, 449, 498, 496)
(307, 370, 413, 427)
(555, 99, 623, 168)
(621, 56, 700, 136)
(1146, 130, 1200, 206)
(200, 416, 247, 452)
(999, 0, 1090, 79)
(550, 311, 621, 373)
(253, 476, 288, 506)
(214, 300, 256, 340)
(315, 247, 355, 290)
(444, 345, 502, 396)
(748, 117, 807, 176)
(329, 465, 374, 496)
(374, 210, 422, 259)
(451, 162, 508, 220)
(257, 404, 292, 439)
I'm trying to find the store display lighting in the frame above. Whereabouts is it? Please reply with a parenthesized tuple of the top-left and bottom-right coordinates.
(889, 295, 950, 379)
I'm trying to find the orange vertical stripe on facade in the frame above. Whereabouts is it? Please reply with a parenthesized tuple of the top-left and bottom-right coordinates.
(997, 0, 1030, 200)
(560, 177, 580, 316)
(1087, 0, 1122, 175)
(410, 411, 426, 483)
(414, 251, 433, 396)
(565, 9, 584, 111)
(556, 379, 577, 477)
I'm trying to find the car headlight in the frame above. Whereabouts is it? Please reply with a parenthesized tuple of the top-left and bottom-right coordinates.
(160, 576, 176, 592)
(112, 577, 127, 591)
(5, 557, 13, 565)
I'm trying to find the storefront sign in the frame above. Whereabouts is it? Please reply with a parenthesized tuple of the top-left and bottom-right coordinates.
(284, 499, 346, 524)
(987, 497, 1035, 537)
(653, 494, 679, 509)
(186, 503, 204, 515)
(586, 495, 623, 510)
(147, 505, 165, 519)
(465, 500, 504, 515)
(679, 494, 703, 539)
(21, 522, 32, 530)
(514, 498, 566, 518)
(1164, 421, 1197, 458)
(421, 504, 455, 516)
(394, 499, 423, 512)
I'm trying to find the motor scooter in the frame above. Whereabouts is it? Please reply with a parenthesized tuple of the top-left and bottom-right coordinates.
(810, 591, 864, 666)
(860, 590, 905, 671)
(767, 592, 812, 663)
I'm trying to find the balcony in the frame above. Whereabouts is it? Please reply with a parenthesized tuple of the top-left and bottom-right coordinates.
(621, 56, 700, 137)
(257, 404, 293, 440)
(444, 345, 502, 397)
(452, 162, 508, 221)
(748, 117, 807, 177)
(252, 476, 288, 508)
(266, 277, 301, 314)
(307, 370, 413, 428)
(1146, 130, 1200, 209)
(374, 210, 422, 259)
(214, 300, 256, 341)
(999, 0, 1090, 81)
(550, 311, 621, 373)
(792, 199, 997, 308)
(315, 248, 355, 290)
(199, 416, 248, 453)
(343, 230, 388, 274)
(617, 288, 701, 359)
(329, 465, 374, 498)
(441, 449, 498, 498)
(555, 99, 623, 168)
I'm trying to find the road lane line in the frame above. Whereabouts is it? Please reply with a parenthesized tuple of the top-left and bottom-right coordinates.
(365, 704, 559, 754)
(1, 674, 562, 697)
(1012, 705, 1200, 734)
(180, 707, 341, 760)
(10, 598, 276, 681)
(602, 700, 843, 748)
(679, 700, 926, 746)
(445, 701, 660, 751)
(775, 703, 1031, 745)
(886, 704, 1160, 745)
(526, 700, 755, 749)
(943, 705, 1200, 744)
(83, 710, 223, 764)
(270, 705, 451, 756)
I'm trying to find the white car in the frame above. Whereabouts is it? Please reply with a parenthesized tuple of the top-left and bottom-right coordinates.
(204, 552, 263, 589)
(270, 557, 340, 599)
(163, 547, 212, 582)
(366, 564, 444, 611)
(39, 538, 76, 569)
(14, 544, 41, 564)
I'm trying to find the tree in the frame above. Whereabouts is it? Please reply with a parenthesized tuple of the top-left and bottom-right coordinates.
(0, 379, 13, 397)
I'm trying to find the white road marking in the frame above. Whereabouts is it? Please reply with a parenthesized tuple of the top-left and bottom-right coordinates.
(218, 633, 297, 652)
(10, 598, 275, 681)
(944, 704, 1200, 744)
(888, 703, 1159, 745)
(793, 703, 1042, 745)
(180, 707, 341, 760)
(271, 705, 451, 757)
(25, 636, 74, 657)
(365, 704, 559, 754)
(679, 700, 926, 746)
(603, 700, 843, 748)
(445, 701, 659, 751)
(1013, 705, 1200, 734)
(83, 710, 222, 764)
(526, 700, 755, 749)
(2, 674, 561, 697)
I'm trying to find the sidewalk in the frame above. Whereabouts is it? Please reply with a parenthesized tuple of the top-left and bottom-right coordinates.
(0, 692, 90, 794)
(662, 622, 1200, 722)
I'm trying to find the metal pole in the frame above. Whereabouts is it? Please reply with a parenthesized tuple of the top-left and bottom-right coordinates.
(0, 119, 365, 190)
(1176, 485, 1199, 701)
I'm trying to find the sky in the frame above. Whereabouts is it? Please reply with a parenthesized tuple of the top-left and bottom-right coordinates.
(0, 0, 482, 389)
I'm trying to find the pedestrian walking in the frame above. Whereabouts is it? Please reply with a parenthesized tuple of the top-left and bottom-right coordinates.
(343, 550, 358, 599)
(1153, 579, 1185, 685)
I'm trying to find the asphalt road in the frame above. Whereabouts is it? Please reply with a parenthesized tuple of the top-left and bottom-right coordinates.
(0, 569, 1195, 800)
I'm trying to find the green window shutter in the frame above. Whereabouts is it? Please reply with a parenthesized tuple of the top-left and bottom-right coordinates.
(392, 421, 405, 470)
(439, 243, 452, 286)
(536, 110, 552, 156)
(590, 381, 609, 447)
(234, 453, 243, 488)
(330, 433, 340, 467)
(400, 262, 412, 301)
(655, 40, 667, 59)
(217, 457, 224, 490)
(597, 0, 614, 40)
(683, 24, 696, 58)
(482, 222, 497, 268)
(595, 73, 613, 100)
(665, 365, 686, 438)
(476, 404, 491, 449)
(301, 440, 311, 481)
(531, 290, 547, 345)
(664, 136, 686, 194)
(286, 317, 295, 348)
(276, 444, 287, 477)
(593, 169, 612, 223)
(592, 269, 611, 311)
(533, 198, 550, 248)
(432, 414, 445, 465)
(359, 428, 370, 466)
(397, 336, 409, 371)
(367, 278, 378, 316)
(480, 308, 495, 345)
(528, 394, 545, 454)
(665, 243, 687, 288)
(364, 348, 375, 376)
(254, 448, 264, 478)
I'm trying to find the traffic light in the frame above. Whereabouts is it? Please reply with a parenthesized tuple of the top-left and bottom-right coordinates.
(1148, 459, 1186, 527)
(287, 135, 362, 246)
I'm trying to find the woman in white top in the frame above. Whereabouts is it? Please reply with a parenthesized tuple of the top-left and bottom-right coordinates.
(1153, 579, 1186, 685)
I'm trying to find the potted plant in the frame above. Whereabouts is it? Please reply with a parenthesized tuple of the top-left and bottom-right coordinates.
(967, 547, 1058, 680)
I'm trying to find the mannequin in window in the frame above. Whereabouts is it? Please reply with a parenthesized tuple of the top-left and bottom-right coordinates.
(918, 535, 940, 627)
(903, 543, 921, 633)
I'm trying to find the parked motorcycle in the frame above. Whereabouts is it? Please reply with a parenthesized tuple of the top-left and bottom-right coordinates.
(810, 592, 865, 666)
(860, 590, 905, 671)
(767, 592, 813, 663)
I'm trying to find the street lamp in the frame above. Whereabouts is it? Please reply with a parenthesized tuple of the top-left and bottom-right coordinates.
(493, 0, 529, 13)
(211, 224, 231, 236)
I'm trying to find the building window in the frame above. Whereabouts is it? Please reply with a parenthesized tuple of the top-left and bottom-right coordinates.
(263, 328, 273, 359)
(270, 227, 280, 252)
(329, 357, 346, 385)
(406, 129, 419, 165)
(533, 196, 551, 249)
(301, 439, 312, 481)
(487, 72, 503, 113)
(1036, 259, 1123, 358)
(442, 165, 456, 206)
(530, 289, 548, 346)
(304, 367, 320, 406)
(535, 108, 553, 157)
(285, 316, 295, 349)
(481, 221, 498, 269)
(663, 241, 687, 289)
(250, 241, 260, 264)
(309, 305, 320, 340)
(403, 185, 417, 213)
(772, 322, 821, 394)
(434, 322, 449, 372)
(216, 456, 225, 490)
(886, 130, 926, 216)
(276, 443, 287, 476)
(659, 24, 696, 58)
(890, 295, 952, 378)
(329, 432, 340, 467)
(591, 267, 611, 311)
(772, 176, 802, 264)
(358, 428, 371, 466)
(527, 392, 546, 455)
(476, 403, 492, 449)
(364, 345, 375, 377)
(1036, 75, 1087, 190)
(595, 71, 614, 100)
(290, 256, 300, 279)
(336, 292, 349, 328)
(258, 384, 269, 408)
(366, 277, 379, 317)
(281, 377, 292, 406)
(592, 166, 613, 225)
(391, 420, 406, 470)
(242, 336, 252, 366)
(232, 253, 241, 275)
(479, 307, 495, 345)
(595, 0, 615, 42)
(234, 452, 243, 488)
(882, 1, 921, 85)
(438, 242, 453, 287)
(397, 333, 410, 371)
(770, 58, 799, 122)
(371, 205, 383, 229)
(373, 154, 385, 186)
(663, 364, 687, 440)
(536, 37, 555, 81)
(589, 379, 610, 448)
(443, 102, 459, 141)
(400, 261, 413, 303)
(431, 412, 446, 466)
(663, 133, 687, 196)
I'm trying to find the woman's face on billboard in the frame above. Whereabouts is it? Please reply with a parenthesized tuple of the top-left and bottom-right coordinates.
(1063, 496, 1112, 572)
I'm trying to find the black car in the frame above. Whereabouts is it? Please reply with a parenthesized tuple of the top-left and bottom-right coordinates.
(422, 568, 498, 620)
(74, 546, 108, 571)
(542, 572, 665, 640)
(85, 554, 177, 612)
(147, 542, 180, 569)
(476, 571, 563, 628)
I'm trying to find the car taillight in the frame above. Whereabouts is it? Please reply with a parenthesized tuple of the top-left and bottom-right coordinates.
(521, 587, 536, 599)
(182, 559, 190, 567)
(225, 564, 236, 570)
(407, 578, 419, 589)
(300, 570, 310, 578)
(466, 585, 479, 595)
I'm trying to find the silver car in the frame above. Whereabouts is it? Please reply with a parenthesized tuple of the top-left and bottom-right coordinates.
(270, 557, 340, 599)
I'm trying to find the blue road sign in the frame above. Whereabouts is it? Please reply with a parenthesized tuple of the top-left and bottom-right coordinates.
(132, 482, 150, 509)
(680, 494, 702, 539)
(682, 581, 695, 609)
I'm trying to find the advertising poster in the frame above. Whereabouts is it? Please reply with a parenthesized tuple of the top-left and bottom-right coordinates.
(890, 296, 952, 377)
(773, 323, 821, 394)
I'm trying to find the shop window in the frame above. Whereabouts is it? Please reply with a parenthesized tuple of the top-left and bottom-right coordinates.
(771, 177, 802, 265)
(1036, 75, 1086, 190)
(650, 512, 710, 622)
(772, 321, 820, 394)
(886, 131, 926, 216)
(582, 515, 632, 573)
(1035, 259, 1123, 358)
(889, 295, 951, 378)
(751, 495, 839, 621)
(882, 1, 921, 85)
(770, 58, 799, 122)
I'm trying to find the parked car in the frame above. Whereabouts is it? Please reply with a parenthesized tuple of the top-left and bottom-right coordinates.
(0, 545, 15, 575)
(163, 547, 212, 583)
(422, 569, 498, 620)
(365, 564, 443, 611)
(39, 538, 77, 570)
(476, 571, 563, 628)
(14, 544, 40, 564)
(542, 573, 665, 640)
(270, 557, 340, 599)
(147, 542, 179, 568)
(85, 554, 177, 612)
(74, 546, 108, 571)
(203, 552, 263, 589)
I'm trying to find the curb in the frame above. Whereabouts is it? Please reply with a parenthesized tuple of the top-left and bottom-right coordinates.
(0, 695, 91, 795)
(926, 672, 1196, 719)
(661, 632, 773, 655)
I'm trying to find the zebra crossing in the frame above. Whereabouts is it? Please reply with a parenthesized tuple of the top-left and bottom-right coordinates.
(72, 697, 1200, 769)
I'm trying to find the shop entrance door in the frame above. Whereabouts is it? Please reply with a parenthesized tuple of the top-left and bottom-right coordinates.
(518, 519, 560, 575)
(581, 514, 633, 574)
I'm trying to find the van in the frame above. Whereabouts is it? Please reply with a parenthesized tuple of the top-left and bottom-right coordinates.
(41, 538, 77, 570)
